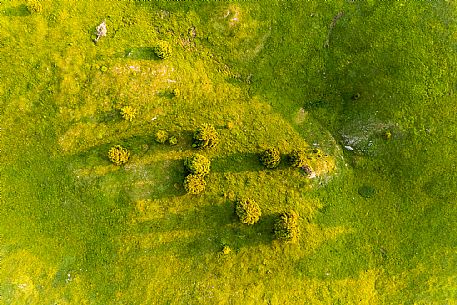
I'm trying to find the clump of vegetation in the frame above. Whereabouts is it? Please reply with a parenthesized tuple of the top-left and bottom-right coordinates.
(120, 106, 137, 122)
(26, 0, 43, 13)
(289, 149, 316, 176)
(274, 211, 300, 243)
(183, 174, 206, 195)
(235, 198, 261, 225)
(108, 145, 130, 166)
(155, 130, 169, 144)
(154, 41, 172, 59)
(171, 88, 180, 98)
(168, 136, 178, 146)
(221, 245, 231, 255)
(309, 148, 326, 159)
(384, 130, 392, 140)
(260, 147, 281, 169)
(289, 149, 307, 168)
(184, 154, 211, 176)
(192, 123, 219, 149)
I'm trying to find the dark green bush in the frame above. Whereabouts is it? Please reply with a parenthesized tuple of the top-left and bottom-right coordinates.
(154, 41, 172, 59)
(183, 174, 206, 195)
(235, 198, 261, 225)
(171, 88, 180, 98)
(27, 0, 43, 13)
(260, 147, 281, 169)
(155, 130, 169, 144)
(274, 210, 300, 243)
(120, 106, 137, 122)
(168, 136, 178, 146)
(108, 145, 130, 166)
(193, 123, 219, 149)
(184, 154, 211, 176)
(289, 149, 307, 168)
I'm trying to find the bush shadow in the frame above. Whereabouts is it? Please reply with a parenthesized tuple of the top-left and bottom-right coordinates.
(124, 47, 159, 60)
(211, 152, 264, 173)
(3, 5, 30, 17)
(211, 152, 293, 173)
(126, 158, 187, 200)
(131, 201, 278, 258)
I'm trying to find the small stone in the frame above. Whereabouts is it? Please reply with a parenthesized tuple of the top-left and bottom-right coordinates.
(94, 20, 107, 42)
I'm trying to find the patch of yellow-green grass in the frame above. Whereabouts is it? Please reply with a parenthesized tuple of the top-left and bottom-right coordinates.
(2, 0, 457, 304)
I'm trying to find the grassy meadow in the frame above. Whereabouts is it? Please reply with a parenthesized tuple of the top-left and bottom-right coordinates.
(1, 0, 456, 304)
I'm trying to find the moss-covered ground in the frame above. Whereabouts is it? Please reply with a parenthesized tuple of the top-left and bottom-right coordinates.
(1, 0, 456, 304)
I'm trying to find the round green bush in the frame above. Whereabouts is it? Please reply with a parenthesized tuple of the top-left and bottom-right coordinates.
(108, 145, 130, 166)
(27, 0, 43, 13)
(154, 41, 172, 59)
(171, 88, 180, 98)
(235, 198, 261, 225)
(184, 154, 211, 176)
(183, 174, 206, 195)
(274, 210, 300, 243)
(260, 147, 281, 169)
(155, 130, 169, 144)
(289, 149, 308, 168)
(120, 106, 137, 122)
(168, 136, 178, 146)
(193, 123, 219, 149)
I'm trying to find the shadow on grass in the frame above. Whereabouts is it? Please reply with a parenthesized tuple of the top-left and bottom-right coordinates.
(124, 47, 159, 60)
(3, 5, 30, 17)
(211, 152, 264, 173)
(131, 201, 278, 258)
(128, 159, 187, 199)
(212, 152, 292, 173)
(294, 235, 370, 281)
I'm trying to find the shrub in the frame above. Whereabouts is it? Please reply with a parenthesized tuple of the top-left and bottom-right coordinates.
(193, 123, 219, 149)
(384, 130, 392, 140)
(171, 88, 180, 98)
(184, 154, 210, 176)
(221, 245, 231, 255)
(154, 41, 172, 59)
(168, 136, 178, 146)
(26, 0, 43, 13)
(274, 211, 300, 243)
(289, 149, 307, 168)
(120, 106, 137, 122)
(183, 174, 206, 195)
(260, 147, 281, 169)
(155, 130, 169, 144)
(108, 145, 130, 165)
(235, 198, 261, 225)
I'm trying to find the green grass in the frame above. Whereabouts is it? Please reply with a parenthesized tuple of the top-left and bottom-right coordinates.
(1, 0, 456, 304)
